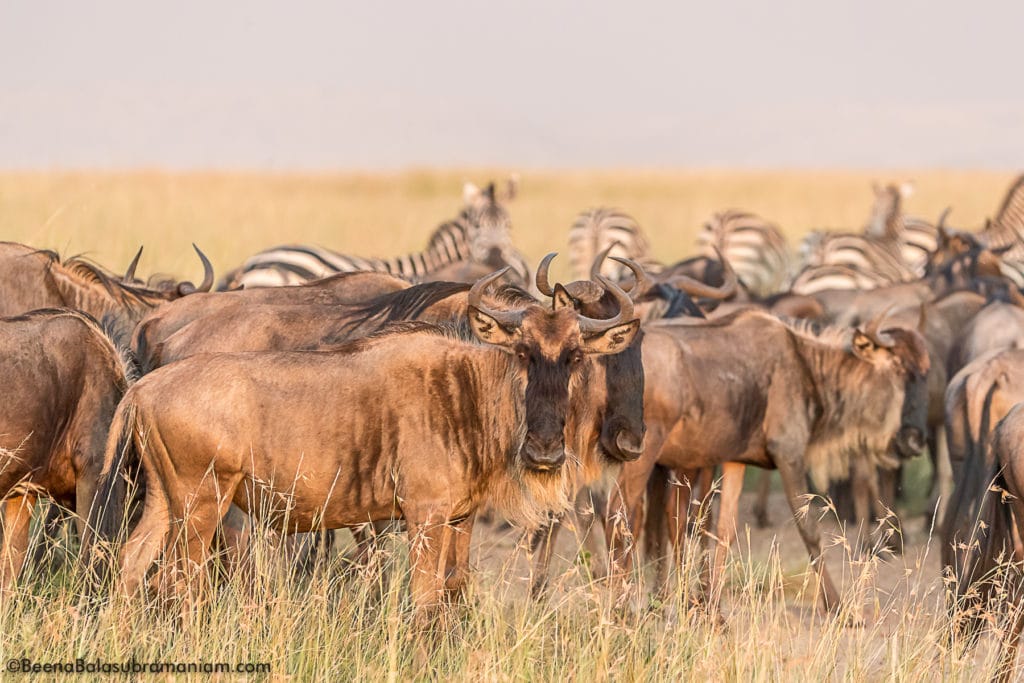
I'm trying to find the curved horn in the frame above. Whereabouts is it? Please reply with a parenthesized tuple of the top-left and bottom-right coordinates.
(936, 207, 952, 230)
(610, 256, 652, 297)
(535, 252, 557, 297)
(589, 242, 620, 282)
(863, 304, 896, 347)
(192, 243, 215, 292)
(469, 267, 523, 328)
(123, 246, 143, 283)
(663, 247, 738, 300)
(578, 275, 635, 334)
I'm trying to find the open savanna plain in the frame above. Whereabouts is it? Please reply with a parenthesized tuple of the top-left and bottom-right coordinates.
(0, 169, 1021, 681)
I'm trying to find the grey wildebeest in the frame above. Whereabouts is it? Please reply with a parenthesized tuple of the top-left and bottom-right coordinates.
(0, 309, 137, 590)
(605, 309, 930, 615)
(94, 268, 641, 617)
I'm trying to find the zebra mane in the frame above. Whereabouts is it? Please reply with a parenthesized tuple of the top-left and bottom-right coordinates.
(994, 173, 1024, 233)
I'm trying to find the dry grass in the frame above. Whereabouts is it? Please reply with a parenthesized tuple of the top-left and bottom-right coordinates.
(0, 169, 1017, 283)
(1, 168, 1022, 680)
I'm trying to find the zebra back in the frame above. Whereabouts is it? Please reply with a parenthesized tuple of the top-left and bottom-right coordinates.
(697, 209, 792, 297)
(567, 208, 659, 282)
(225, 180, 528, 289)
(979, 174, 1024, 262)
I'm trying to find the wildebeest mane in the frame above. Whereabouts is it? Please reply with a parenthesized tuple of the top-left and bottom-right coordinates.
(337, 281, 471, 336)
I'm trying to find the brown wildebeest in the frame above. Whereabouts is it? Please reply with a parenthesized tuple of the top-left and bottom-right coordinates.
(942, 349, 1024, 603)
(0, 242, 214, 337)
(525, 251, 741, 597)
(605, 309, 930, 616)
(0, 309, 136, 590)
(94, 269, 641, 617)
(981, 403, 1024, 682)
(131, 269, 411, 365)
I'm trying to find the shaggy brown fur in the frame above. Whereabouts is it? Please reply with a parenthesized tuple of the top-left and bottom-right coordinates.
(0, 309, 137, 590)
(97, 272, 639, 615)
(606, 308, 930, 615)
(0, 242, 212, 338)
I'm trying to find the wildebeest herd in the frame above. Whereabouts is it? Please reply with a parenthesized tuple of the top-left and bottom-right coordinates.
(4, 175, 1024, 676)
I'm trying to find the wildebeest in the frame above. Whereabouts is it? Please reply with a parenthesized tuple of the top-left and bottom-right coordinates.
(0, 242, 214, 337)
(942, 349, 1024, 596)
(982, 403, 1024, 682)
(525, 250, 744, 597)
(605, 309, 930, 615)
(94, 269, 641, 616)
(0, 309, 137, 590)
(131, 270, 411, 368)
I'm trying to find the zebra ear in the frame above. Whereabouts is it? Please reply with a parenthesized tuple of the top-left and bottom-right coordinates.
(463, 182, 481, 206)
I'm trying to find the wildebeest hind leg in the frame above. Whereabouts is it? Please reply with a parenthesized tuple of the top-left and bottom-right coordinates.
(707, 463, 744, 616)
(167, 476, 242, 607)
(119, 485, 170, 598)
(0, 493, 37, 592)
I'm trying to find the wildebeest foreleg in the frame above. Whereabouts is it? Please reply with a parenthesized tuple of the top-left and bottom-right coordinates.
(443, 515, 474, 600)
(774, 456, 842, 614)
(528, 515, 561, 598)
(0, 493, 37, 592)
(406, 509, 451, 622)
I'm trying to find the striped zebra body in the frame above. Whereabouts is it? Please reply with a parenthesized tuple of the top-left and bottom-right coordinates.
(792, 182, 939, 294)
(979, 174, 1024, 264)
(697, 210, 792, 297)
(793, 231, 918, 295)
(223, 182, 529, 289)
(567, 208, 661, 282)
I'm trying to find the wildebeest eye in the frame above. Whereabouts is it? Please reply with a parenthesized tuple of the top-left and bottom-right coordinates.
(567, 349, 584, 366)
(515, 345, 530, 363)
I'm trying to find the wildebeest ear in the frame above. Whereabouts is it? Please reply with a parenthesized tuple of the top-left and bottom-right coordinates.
(552, 284, 575, 311)
(468, 306, 520, 348)
(582, 320, 640, 355)
(852, 330, 877, 359)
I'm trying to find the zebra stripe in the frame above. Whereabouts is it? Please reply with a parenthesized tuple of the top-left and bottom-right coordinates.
(697, 210, 792, 297)
(567, 208, 659, 282)
(226, 183, 529, 289)
(979, 174, 1024, 261)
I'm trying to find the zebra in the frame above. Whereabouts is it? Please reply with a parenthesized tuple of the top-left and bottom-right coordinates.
(791, 182, 938, 295)
(696, 209, 792, 297)
(567, 207, 662, 282)
(978, 174, 1024, 256)
(220, 179, 529, 290)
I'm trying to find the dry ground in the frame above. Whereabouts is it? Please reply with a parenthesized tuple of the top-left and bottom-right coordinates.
(1, 169, 1021, 680)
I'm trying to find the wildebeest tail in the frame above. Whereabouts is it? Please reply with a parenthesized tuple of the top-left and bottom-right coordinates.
(83, 398, 139, 587)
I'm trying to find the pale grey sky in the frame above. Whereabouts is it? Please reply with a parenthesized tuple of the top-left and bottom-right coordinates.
(1, 1, 1021, 169)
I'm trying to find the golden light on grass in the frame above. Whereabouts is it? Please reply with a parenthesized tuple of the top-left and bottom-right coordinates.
(1, 169, 1021, 679)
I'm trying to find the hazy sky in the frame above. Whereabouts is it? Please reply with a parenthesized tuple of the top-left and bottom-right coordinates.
(2, 1, 1022, 169)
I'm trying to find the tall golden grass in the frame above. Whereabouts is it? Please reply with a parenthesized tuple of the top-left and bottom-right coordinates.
(1, 169, 1021, 680)
(0, 169, 1017, 282)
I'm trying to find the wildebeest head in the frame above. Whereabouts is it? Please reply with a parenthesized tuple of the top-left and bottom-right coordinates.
(535, 252, 650, 464)
(468, 261, 640, 471)
(851, 311, 931, 459)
